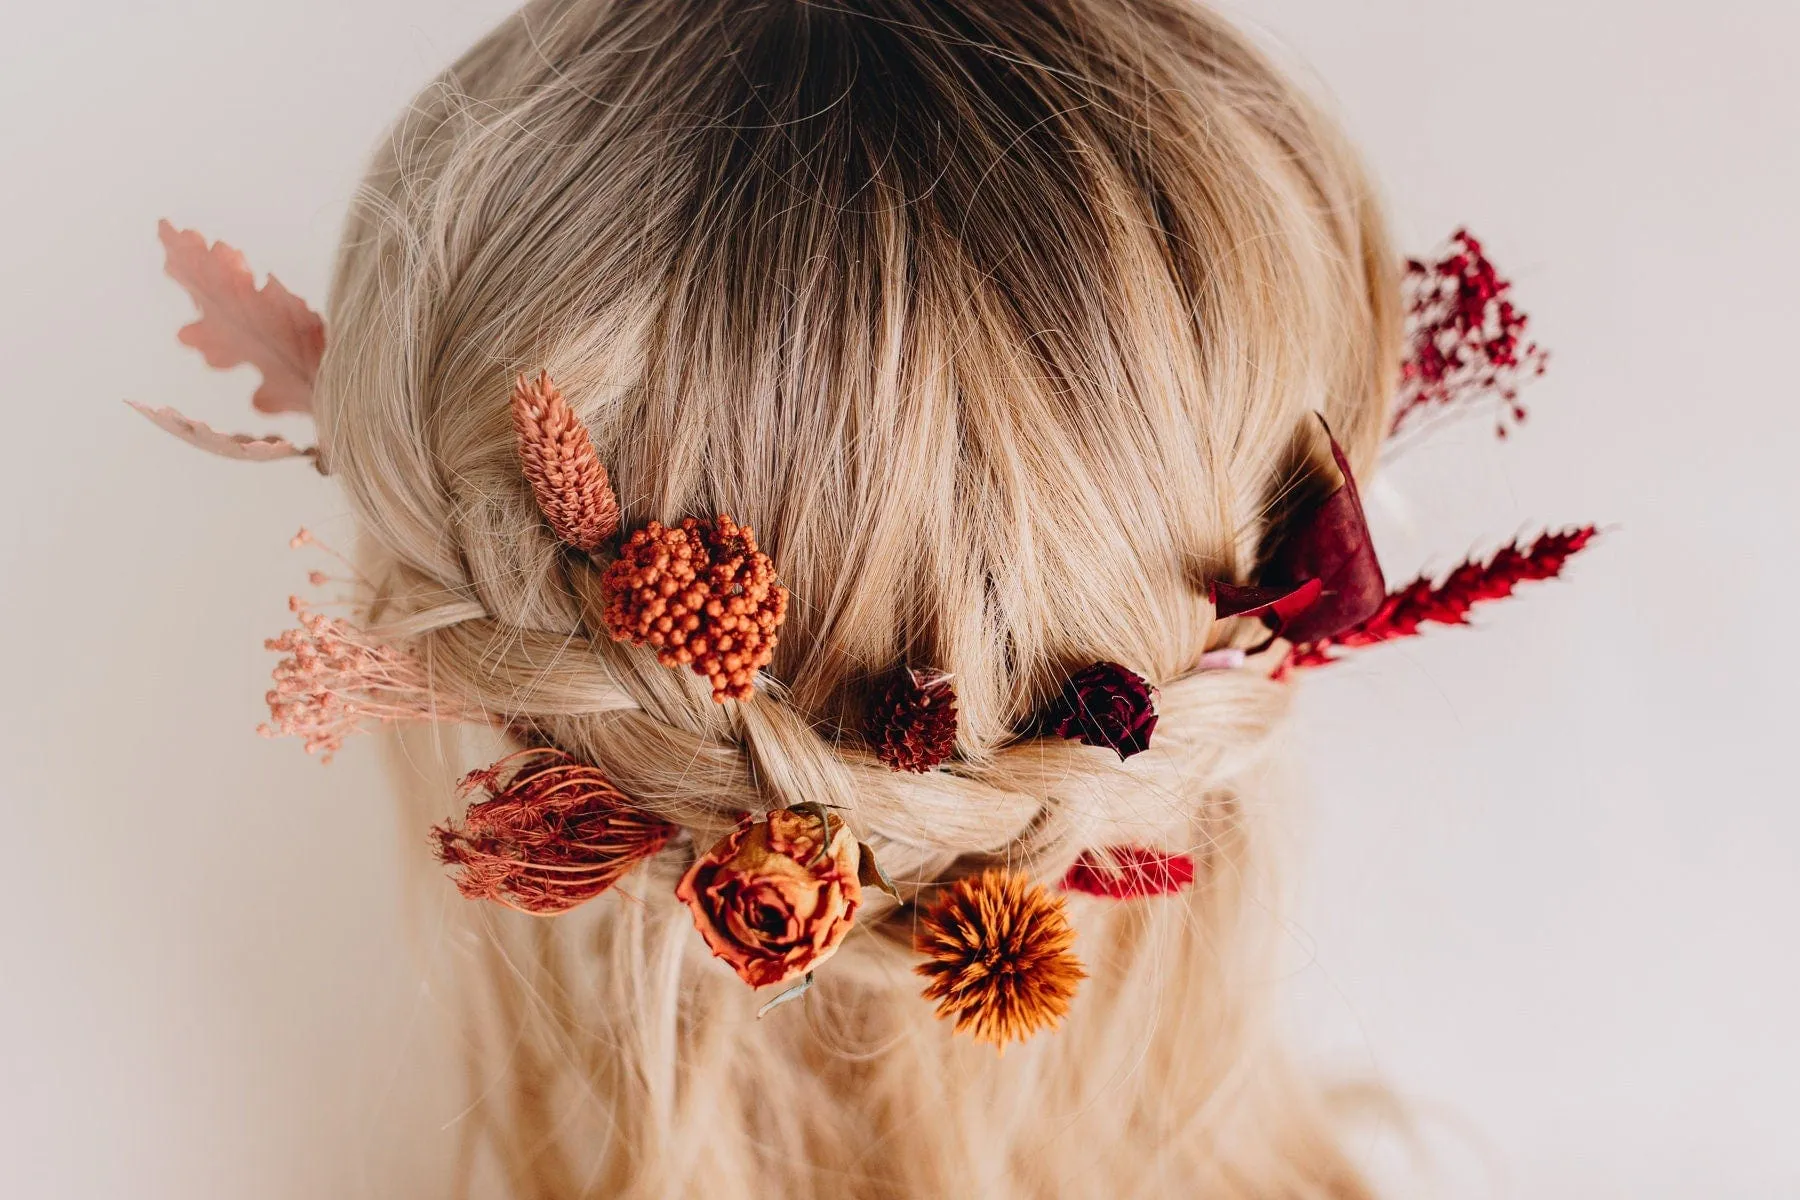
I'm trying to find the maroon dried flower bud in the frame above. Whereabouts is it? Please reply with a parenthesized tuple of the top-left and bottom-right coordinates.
(1035, 661, 1158, 760)
(869, 668, 958, 772)
(432, 748, 677, 915)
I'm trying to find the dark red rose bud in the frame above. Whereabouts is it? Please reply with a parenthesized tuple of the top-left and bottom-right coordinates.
(1036, 661, 1158, 760)
(869, 668, 958, 772)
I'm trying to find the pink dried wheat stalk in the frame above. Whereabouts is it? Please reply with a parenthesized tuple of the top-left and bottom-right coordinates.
(511, 371, 620, 551)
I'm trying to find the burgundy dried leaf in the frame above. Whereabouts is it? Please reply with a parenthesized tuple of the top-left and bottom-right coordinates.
(870, 669, 958, 772)
(432, 748, 677, 915)
(127, 401, 316, 464)
(1391, 228, 1549, 440)
(158, 220, 325, 416)
(1061, 846, 1196, 899)
(1211, 425, 1386, 646)
(1035, 661, 1158, 760)
(1289, 526, 1598, 668)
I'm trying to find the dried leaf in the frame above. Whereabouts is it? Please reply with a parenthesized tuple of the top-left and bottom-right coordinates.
(158, 220, 325, 415)
(126, 401, 315, 464)
(1211, 422, 1386, 646)
(755, 971, 815, 1019)
(857, 841, 902, 899)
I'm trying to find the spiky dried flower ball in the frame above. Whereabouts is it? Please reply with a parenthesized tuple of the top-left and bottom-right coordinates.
(599, 515, 789, 702)
(915, 869, 1086, 1048)
(869, 669, 958, 772)
(511, 371, 620, 551)
(432, 748, 677, 915)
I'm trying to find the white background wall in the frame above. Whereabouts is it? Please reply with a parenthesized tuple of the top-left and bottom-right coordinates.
(0, 1, 1793, 1195)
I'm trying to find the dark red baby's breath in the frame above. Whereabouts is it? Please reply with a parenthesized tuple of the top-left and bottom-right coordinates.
(1392, 229, 1548, 440)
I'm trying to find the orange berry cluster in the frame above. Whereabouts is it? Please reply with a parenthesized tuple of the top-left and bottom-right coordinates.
(599, 515, 789, 702)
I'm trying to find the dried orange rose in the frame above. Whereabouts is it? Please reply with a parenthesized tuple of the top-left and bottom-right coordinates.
(676, 807, 863, 988)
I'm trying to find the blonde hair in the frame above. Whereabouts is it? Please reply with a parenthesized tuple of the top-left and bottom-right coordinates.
(318, 0, 1398, 1194)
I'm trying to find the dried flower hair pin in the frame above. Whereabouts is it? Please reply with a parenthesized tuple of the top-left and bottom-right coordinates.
(510, 369, 791, 703)
(136, 223, 1598, 1052)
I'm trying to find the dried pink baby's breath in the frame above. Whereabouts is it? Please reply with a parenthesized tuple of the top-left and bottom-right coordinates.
(258, 597, 478, 760)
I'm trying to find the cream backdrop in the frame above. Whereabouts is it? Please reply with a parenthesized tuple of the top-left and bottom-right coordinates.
(1, 1, 1794, 1196)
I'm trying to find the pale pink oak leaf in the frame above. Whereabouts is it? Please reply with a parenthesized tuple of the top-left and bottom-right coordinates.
(157, 219, 325, 415)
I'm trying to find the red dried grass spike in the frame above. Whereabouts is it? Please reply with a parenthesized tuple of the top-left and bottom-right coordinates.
(870, 669, 958, 772)
(1289, 526, 1598, 669)
(1392, 229, 1549, 440)
(432, 748, 677, 915)
(258, 597, 478, 761)
(511, 371, 620, 551)
(1060, 846, 1196, 899)
(599, 515, 789, 702)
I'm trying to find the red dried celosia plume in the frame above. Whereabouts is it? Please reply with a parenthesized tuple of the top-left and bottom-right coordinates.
(1288, 526, 1597, 669)
(432, 748, 677, 915)
(511, 371, 620, 551)
(1392, 229, 1548, 440)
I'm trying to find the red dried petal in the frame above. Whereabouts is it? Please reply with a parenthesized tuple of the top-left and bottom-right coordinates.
(1061, 847, 1196, 899)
